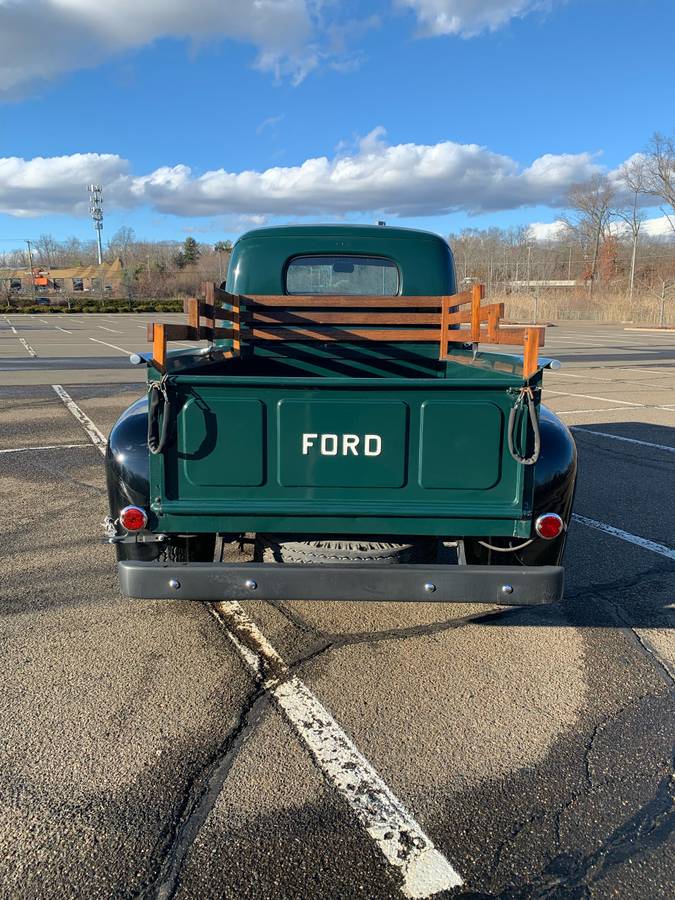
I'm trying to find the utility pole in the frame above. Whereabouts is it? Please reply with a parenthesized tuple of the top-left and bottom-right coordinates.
(88, 184, 104, 266)
(526, 244, 532, 290)
(25, 239, 36, 301)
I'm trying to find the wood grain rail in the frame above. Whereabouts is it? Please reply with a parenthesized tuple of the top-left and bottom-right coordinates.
(147, 282, 545, 378)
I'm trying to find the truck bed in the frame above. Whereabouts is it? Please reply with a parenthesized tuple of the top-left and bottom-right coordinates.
(149, 354, 539, 538)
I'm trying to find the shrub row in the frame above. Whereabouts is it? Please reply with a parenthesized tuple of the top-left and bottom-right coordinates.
(8, 300, 184, 314)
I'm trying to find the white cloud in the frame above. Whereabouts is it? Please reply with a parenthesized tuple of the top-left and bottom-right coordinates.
(126, 129, 601, 218)
(529, 215, 675, 242)
(0, 153, 129, 217)
(527, 220, 568, 241)
(0, 130, 603, 219)
(642, 215, 675, 237)
(0, 0, 314, 96)
(396, 0, 554, 37)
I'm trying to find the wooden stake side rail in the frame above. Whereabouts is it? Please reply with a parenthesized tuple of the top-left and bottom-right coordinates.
(147, 282, 545, 378)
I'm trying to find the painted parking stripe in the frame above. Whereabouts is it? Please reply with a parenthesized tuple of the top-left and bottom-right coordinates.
(572, 428, 675, 454)
(616, 365, 675, 375)
(548, 371, 668, 390)
(3, 316, 17, 334)
(211, 601, 463, 898)
(40, 394, 459, 897)
(573, 514, 675, 561)
(89, 337, 135, 355)
(19, 337, 37, 357)
(51, 385, 107, 455)
(545, 389, 645, 407)
(0, 443, 91, 454)
(557, 407, 642, 416)
(97, 325, 122, 333)
(55, 325, 73, 333)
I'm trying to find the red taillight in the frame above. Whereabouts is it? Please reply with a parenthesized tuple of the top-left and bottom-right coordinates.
(119, 505, 148, 532)
(535, 513, 564, 540)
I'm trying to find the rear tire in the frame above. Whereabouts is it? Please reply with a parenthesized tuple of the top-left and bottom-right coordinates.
(254, 535, 439, 564)
(115, 534, 216, 563)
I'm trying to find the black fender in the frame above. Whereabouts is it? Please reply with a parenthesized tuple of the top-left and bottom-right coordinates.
(462, 404, 577, 567)
(106, 396, 151, 519)
(106, 396, 157, 561)
(105, 396, 216, 562)
(106, 396, 216, 562)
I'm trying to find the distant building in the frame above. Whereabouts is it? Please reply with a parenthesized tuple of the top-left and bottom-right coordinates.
(0, 259, 124, 297)
(506, 280, 578, 289)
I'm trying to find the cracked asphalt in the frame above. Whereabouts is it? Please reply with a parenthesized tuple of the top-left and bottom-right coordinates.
(0, 315, 673, 899)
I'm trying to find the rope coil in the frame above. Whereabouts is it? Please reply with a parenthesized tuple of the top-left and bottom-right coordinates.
(507, 386, 541, 466)
(147, 374, 172, 455)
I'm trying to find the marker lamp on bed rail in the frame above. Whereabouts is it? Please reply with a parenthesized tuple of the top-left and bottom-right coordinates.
(535, 513, 564, 540)
(119, 505, 148, 532)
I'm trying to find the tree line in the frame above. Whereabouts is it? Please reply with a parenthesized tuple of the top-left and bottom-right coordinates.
(0, 231, 234, 300)
(451, 132, 675, 315)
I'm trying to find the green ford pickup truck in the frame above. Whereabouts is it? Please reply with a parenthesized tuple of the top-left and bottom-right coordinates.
(105, 224, 576, 605)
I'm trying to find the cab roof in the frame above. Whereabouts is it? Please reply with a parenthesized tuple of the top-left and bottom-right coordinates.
(236, 223, 447, 245)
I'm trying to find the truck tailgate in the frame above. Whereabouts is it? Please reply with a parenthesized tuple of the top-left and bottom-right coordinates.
(151, 375, 535, 537)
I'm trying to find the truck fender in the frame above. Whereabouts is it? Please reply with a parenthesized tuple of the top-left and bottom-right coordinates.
(106, 396, 217, 562)
(105, 397, 150, 519)
(462, 404, 577, 567)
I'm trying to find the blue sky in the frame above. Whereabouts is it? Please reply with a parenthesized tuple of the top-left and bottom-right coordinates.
(0, 0, 672, 250)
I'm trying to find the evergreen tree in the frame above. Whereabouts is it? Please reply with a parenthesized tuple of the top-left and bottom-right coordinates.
(183, 236, 200, 266)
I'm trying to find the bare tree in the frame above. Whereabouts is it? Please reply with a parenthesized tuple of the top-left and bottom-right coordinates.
(640, 271, 675, 326)
(107, 226, 136, 265)
(564, 175, 615, 296)
(644, 131, 675, 233)
(614, 157, 648, 301)
(34, 233, 59, 267)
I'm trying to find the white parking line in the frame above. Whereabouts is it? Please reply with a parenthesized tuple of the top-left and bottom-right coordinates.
(0, 443, 91, 454)
(548, 371, 611, 380)
(545, 389, 645, 407)
(3, 316, 17, 334)
(549, 337, 635, 346)
(51, 385, 107, 455)
(548, 371, 667, 390)
(97, 325, 122, 333)
(573, 514, 675, 561)
(55, 325, 73, 334)
(50, 372, 462, 898)
(19, 337, 37, 357)
(89, 337, 134, 355)
(556, 407, 642, 416)
(616, 365, 675, 375)
(572, 428, 675, 454)
(211, 601, 462, 898)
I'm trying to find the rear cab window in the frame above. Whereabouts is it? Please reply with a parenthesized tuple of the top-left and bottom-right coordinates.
(286, 255, 399, 296)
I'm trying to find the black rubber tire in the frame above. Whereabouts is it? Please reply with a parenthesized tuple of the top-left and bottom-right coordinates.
(115, 534, 216, 563)
(254, 535, 439, 564)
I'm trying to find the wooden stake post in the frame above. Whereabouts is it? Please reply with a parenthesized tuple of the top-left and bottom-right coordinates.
(147, 282, 545, 379)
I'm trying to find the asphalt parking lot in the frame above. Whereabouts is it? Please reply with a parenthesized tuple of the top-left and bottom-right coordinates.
(1, 314, 673, 899)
